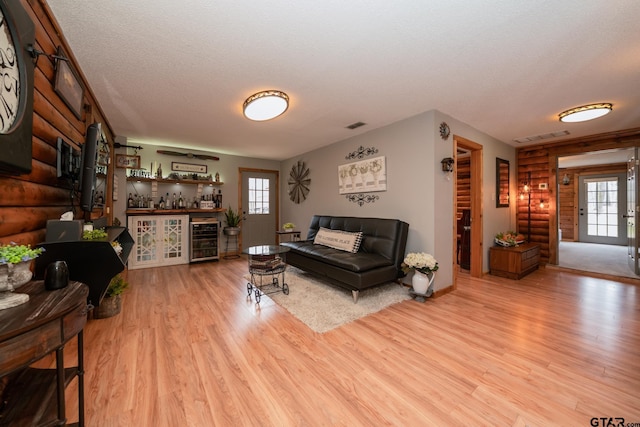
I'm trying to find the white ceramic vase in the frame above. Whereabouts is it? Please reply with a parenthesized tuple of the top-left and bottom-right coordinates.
(412, 270, 435, 295)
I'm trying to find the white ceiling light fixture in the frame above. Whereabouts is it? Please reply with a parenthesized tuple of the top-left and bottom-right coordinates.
(243, 90, 289, 121)
(558, 103, 613, 123)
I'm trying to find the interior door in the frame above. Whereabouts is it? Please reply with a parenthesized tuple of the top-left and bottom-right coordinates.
(578, 173, 627, 245)
(241, 170, 278, 248)
(627, 150, 639, 274)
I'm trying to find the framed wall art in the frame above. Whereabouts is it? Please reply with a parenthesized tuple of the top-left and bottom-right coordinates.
(115, 154, 141, 169)
(338, 156, 386, 195)
(54, 47, 84, 120)
(171, 162, 207, 173)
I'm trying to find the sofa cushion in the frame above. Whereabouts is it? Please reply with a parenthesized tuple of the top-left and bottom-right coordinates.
(284, 241, 392, 272)
(313, 227, 363, 253)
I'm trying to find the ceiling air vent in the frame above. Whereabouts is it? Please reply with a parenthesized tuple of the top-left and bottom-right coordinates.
(346, 121, 366, 130)
(513, 130, 570, 144)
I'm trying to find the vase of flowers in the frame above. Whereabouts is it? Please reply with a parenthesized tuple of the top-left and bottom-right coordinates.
(0, 243, 45, 290)
(0, 243, 44, 310)
(402, 252, 439, 295)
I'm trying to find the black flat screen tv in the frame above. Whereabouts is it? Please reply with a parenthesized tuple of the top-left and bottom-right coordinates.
(79, 122, 101, 212)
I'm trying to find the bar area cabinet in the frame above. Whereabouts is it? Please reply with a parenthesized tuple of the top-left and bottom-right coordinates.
(127, 215, 189, 269)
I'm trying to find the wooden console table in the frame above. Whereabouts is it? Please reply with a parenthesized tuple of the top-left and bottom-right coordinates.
(0, 280, 89, 426)
(489, 243, 540, 279)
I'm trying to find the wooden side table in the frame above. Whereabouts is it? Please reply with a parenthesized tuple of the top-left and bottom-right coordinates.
(276, 230, 301, 244)
(0, 280, 89, 426)
(489, 243, 540, 279)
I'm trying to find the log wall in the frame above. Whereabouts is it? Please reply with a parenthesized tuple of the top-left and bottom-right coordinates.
(456, 156, 471, 219)
(0, 0, 114, 246)
(517, 128, 640, 264)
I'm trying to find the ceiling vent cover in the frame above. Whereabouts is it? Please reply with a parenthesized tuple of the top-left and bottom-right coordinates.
(514, 130, 570, 144)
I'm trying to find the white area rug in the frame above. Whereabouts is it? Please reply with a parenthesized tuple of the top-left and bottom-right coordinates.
(245, 267, 410, 333)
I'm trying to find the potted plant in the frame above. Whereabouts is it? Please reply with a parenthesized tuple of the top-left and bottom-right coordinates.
(223, 205, 242, 236)
(94, 274, 129, 318)
(82, 228, 108, 240)
(282, 222, 295, 232)
(0, 243, 45, 291)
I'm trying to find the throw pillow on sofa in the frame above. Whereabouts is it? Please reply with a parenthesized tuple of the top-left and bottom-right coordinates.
(313, 227, 363, 253)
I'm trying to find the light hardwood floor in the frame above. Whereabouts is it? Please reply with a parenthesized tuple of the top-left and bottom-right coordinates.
(57, 259, 640, 426)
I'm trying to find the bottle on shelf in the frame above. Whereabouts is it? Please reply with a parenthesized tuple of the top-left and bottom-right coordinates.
(128, 193, 134, 208)
(192, 196, 198, 208)
(172, 193, 177, 209)
(165, 192, 171, 209)
(157, 163, 163, 179)
(159, 195, 165, 209)
(178, 192, 184, 208)
(147, 194, 153, 209)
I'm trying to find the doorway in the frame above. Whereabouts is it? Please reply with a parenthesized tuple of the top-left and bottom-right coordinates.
(556, 148, 638, 277)
(239, 168, 280, 249)
(577, 173, 627, 245)
(454, 136, 483, 281)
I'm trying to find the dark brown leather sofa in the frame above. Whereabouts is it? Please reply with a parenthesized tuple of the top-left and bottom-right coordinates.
(280, 215, 409, 303)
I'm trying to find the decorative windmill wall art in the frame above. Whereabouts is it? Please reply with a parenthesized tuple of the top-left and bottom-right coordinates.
(288, 160, 311, 203)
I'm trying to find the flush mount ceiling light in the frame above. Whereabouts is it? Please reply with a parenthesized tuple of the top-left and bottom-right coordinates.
(558, 103, 613, 123)
(243, 90, 289, 121)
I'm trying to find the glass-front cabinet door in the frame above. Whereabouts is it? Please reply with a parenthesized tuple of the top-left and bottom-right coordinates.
(128, 215, 188, 269)
(161, 216, 188, 262)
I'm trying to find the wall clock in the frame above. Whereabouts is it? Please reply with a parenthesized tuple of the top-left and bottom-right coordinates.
(288, 160, 310, 204)
(0, 0, 35, 174)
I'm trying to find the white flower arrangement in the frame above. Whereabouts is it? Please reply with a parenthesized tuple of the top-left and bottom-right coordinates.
(401, 252, 439, 275)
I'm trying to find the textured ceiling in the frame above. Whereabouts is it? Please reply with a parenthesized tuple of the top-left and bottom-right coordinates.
(46, 0, 640, 160)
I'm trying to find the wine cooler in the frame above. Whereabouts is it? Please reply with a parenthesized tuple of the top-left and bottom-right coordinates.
(190, 218, 220, 262)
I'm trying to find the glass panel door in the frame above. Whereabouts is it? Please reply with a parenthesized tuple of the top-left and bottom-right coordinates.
(578, 173, 626, 245)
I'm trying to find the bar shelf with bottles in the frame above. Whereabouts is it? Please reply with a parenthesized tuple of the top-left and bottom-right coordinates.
(125, 170, 224, 215)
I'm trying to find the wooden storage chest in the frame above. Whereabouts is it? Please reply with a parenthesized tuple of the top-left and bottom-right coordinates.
(489, 243, 540, 279)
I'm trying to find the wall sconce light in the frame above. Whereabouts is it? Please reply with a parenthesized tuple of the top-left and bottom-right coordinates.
(562, 174, 570, 185)
(441, 157, 454, 172)
(26, 44, 70, 67)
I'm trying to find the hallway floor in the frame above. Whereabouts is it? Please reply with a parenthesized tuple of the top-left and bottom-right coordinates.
(559, 241, 639, 279)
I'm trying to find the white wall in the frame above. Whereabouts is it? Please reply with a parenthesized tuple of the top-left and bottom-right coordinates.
(280, 109, 516, 291)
